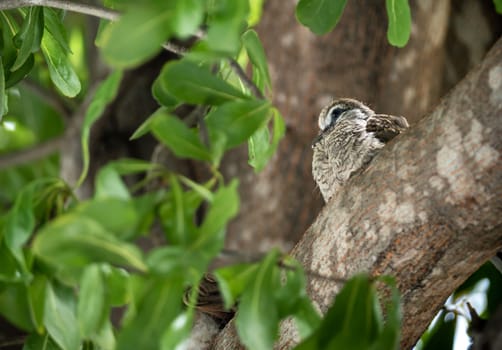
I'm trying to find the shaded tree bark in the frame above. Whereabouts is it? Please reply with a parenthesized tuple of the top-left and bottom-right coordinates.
(214, 37, 502, 349)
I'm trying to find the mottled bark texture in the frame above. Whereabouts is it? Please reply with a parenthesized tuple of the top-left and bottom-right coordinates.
(213, 36, 502, 350)
(220, 0, 451, 254)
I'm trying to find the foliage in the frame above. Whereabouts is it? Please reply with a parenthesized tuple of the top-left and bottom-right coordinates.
(0, 0, 451, 349)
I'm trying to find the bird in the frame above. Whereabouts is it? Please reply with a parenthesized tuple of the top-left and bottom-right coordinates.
(312, 98, 409, 202)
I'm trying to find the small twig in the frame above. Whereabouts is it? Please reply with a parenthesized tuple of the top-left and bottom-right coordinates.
(0, 0, 120, 21)
(0, 336, 26, 348)
(227, 58, 265, 99)
(0, 135, 66, 170)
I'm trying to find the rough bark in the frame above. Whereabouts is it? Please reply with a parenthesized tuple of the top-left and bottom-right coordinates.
(220, 0, 451, 254)
(213, 37, 502, 349)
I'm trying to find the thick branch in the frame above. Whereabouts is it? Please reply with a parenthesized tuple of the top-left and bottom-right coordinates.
(215, 37, 502, 349)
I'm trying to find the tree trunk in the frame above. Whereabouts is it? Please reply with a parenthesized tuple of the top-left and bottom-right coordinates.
(214, 36, 502, 349)
(220, 0, 452, 254)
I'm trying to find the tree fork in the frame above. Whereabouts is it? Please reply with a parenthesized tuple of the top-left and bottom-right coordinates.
(215, 37, 502, 349)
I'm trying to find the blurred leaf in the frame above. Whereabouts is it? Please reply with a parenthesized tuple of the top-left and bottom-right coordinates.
(32, 214, 147, 272)
(166, 174, 188, 245)
(205, 0, 249, 54)
(160, 311, 193, 350)
(419, 311, 456, 350)
(171, 0, 204, 38)
(195, 179, 239, 256)
(242, 29, 271, 90)
(296, 0, 348, 35)
(78, 264, 106, 338)
(23, 333, 61, 350)
(94, 165, 130, 200)
(155, 59, 248, 105)
(248, 0, 265, 26)
(214, 263, 259, 309)
(236, 249, 280, 350)
(100, 2, 172, 68)
(41, 29, 81, 97)
(12, 7, 44, 71)
(371, 275, 402, 350)
(101, 264, 131, 306)
(43, 8, 71, 53)
(44, 282, 80, 350)
(0, 57, 6, 118)
(27, 274, 47, 333)
(5, 53, 34, 88)
(248, 108, 285, 171)
(151, 78, 179, 110)
(386, 0, 411, 47)
(295, 274, 394, 350)
(116, 275, 184, 350)
(146, 246, 189, 275)
(4, 183, 35, 275)
(77, 70, 123, 188)
(90, 317, 116, 350)
(106, 158, 159, 175)
(0, 283, 34, 331)
(0, 241, 22, 282)
(495, 0, 502, 13)
(206, 99, 271, 149)
(454, 262, 502, 318)
(150, 112, 211, 161)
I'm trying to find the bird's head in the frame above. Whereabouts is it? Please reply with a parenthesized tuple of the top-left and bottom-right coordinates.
(318, 98, 374, 131)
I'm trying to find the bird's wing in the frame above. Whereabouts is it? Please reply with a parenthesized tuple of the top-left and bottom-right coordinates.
(366, 114, 409, 143)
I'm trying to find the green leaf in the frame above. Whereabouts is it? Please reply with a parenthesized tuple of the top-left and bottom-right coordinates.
(205, 0, 249, 54)
(116, 275, 184, 350)
(77, 70, 123, 188)
(27, 275, 48, 333)
(206, 99, 271, 149)
(248, 108, 285, 171)
(386, 0, 412, 47)
(419, 311, 455, 350)
(78, 265, 106, 338)
(0, 283, 34, 331)
(101, 264, 131, 306)
(160, 311, 194, 349)
(236, 249, 280, 350)
(171, 0, 204, 38)
(195, 179, 240, 255)
(151, 78, 179, 110)
(106, 158, 160, 175)
(43, 8, 71, 54)
(214, 263, 259, 309)
(242, 29, 271, 90)
(295, 274, 396, 350)
(12, 7, 44, 71)
(100, 2, 173, 68)
(23, 333, 61, 350)
(44, 282, 80, 350)
(32, 215, 147, 273)
(5, 53, 35, 88)
(94, 165, 130, 200)
(296, 0, 348, 35)
(150, 112, 211, 161)
(155, 59, 249, 105)
(0, 57, 6, 119)
(494, 0, 502, 13)
(41, 29, 81, 97)
(4, 185, 35, 275)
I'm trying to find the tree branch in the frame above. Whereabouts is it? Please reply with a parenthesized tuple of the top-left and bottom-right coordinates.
(0, 0, 119, 21)
(214, 37, 502, 349)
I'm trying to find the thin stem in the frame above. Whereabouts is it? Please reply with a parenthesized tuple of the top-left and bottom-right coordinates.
(227, 58, 265, 99)
(0, 0, 120, 21)
(0, 135, 66, 170)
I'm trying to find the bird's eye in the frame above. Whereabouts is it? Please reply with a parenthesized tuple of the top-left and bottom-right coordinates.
(322, 106, 348, 130)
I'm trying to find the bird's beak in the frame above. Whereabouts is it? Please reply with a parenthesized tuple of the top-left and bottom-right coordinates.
(311, 133, 323, 148)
